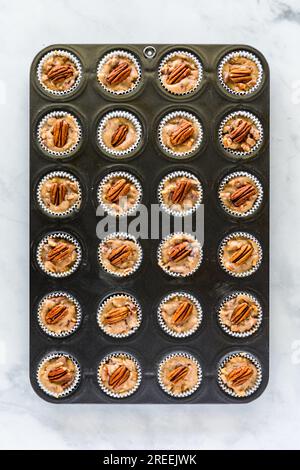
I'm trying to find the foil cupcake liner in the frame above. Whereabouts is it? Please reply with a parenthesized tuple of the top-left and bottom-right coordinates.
(97, 49, 142, 95)
(97, 171, 142, 217)
(36, 352, 81, 399)
(158, 111, 203, 158)
(37, 291, 82, 338)
(36, 170, 82, 218)
(97, 110, 142, 157)
(218, 110, 263, 158)
(97, 352, 142, 398)
(37, 49, 83, 96)
(97, 293, 142, 339)
(218, 171, 263, 218)
(219, 231, 262, 278)
(158, 50, 203, 96)
(36, 231, 82, 278)
(158, 170, 203, 217)
(217, 351, 262, 398)
(158, 352, 202, 398)
(37, 110, 82, 157)
(158, 292, 202, 338)
(98, 232, 142, 278)
(218, 50, 263, 97)
(157, 232, 203, 278)
(218, 291, 263, 338)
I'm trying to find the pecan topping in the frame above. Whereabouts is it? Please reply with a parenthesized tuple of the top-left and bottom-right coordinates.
(172, 301, 193, 325)
(47, 64, 74, 84)
(48, 366, 72, 385)
(45, 305, 68, 324)
(230, 183, 256, 207)
(47, 242, 71, 262)
(168, 365, 189, 384)
(50, 182, 67, 206)
(104, 306, 130, 325)
(111, 124, 129, 147)
(52, 119, 70, 148)
(171, 180, 192, 204)
(106, 178, 131, 203)
(108, 244, 131, 266)
(169, 242, 192, 262)
(170, 122, 194, 146)
(230, 302, 252, 325)
(229, 120, 252, 143)
(229, 243, 253, 265)
(229, 65, 252, 83)
(227, 365, 253, 386)
(166, 64, 191, 84)
(108, 365, 130, 388)
(106, 61, 131, 85)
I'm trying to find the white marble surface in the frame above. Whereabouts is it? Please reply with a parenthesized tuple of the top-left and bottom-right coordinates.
(0, 0, 299, 450)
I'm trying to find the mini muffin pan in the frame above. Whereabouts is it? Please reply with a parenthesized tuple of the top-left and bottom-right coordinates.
(30, 44, 269, 403)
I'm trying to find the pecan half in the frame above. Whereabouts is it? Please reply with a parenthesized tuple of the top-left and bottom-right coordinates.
(230, 302, 252, 325)
(106, 178, 131, 203)
(166, 64, 191, 84)
(229, 243, 253, 265)
(169, 242, 192, 262)
(52, 119, 70, 148)
(47, 242, 71, 262)
(108, 365, 130, 388)
(108, 244, 131, 266)
(168, 365, 189, 384)
(170, 122, 194, 146)
(111, 124, 129, 147)
(48, 367, 72, 385)
(103, 306, 130, 325)
(229, 120, 252, 143)
(227, 365, 253, 386)
(45, 305, 68, 324)
(229, 65, 252, 83)
(230, 183, 256, 207)
(172, 301, 193, 325)
(171, 180, 192, 204)
(50, 182, 67, 206)
(106, 61, 131, 85)
(47, 64, 74, 84)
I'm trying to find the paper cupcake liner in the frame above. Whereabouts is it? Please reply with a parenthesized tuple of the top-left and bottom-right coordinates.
(36, 170, 82, 218)
(219, 231, 262, 278)
(158, 170, 203, 217)
(97, 293, 142, 338)
(97, 110, 142, 157)
(37, 111, 82, 157)
(218, 171, 263, 218)
(98, 232, 142, 278)
(218, 291, 263, 338)
(158, 232, 203, 278)
(217, 351, 262, 398)
(36, 352, 81, 399)
(158, 352, 202, 398)
(97, 171, 142, 217)
(158, 111, 203, 158)
(37, 49, 83, 96)
(37, 291, 82, 338)
(218, 50, 263, 97)
(97, 49, 142, 95)
(97, 352, 142, 398)
(218, 110, 263, 158)
(158, 50, 203, 96)
(158, 292, 202, 338)
(36, 231, 82, 278)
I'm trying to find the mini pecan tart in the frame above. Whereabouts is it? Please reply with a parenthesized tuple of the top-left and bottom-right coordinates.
(218, 171, 263, 217)
(37, 111, 81, 157)
(98, 233, 142, 277)
(158, 51, 202, 95)
(218, 292, 262, 338)
(98, 110, 142, 157)
(37, 49, 82, 95)
(37, 232, 82, 278)
(218, 50, 263, 96)
(158, 111, 202, 158)
(97, 294, 142, 338)
(97, 171, 142, 216)
(37, 291, 82, 338)
(97, 50, 141, 95)
(158, 292, 202, 338)
(37, 353, 80, 398)
(218, 352, 262, 398)
(219, 232, 262, 278)
(37, 171, 82, 217)
(158, 232, 202, 277)
(219, 111, 263, 157)
(158, 171, 202, 216)
(98, 353, 141, 398)
(158, 353, 202, 398)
